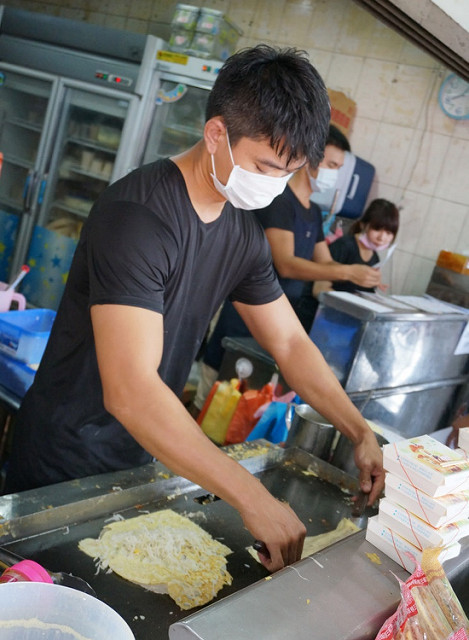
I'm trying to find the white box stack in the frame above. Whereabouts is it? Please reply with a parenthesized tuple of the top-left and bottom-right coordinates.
(459, 427, 469, 455)
(366, 435, 469, 572)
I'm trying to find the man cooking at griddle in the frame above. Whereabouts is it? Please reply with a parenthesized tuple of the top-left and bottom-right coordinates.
(5, 45, 384, 572)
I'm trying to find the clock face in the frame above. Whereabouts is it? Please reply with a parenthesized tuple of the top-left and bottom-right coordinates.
(438, 74, 469, 120)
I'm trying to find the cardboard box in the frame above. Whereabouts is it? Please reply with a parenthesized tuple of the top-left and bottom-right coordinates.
(365, 516, 460, 572)
(385, 472, 469, 528)
(383, 435, 469, 497)
(327, 89, 356, 137)
(378, 497, 469, 550)
(459, 427, 469, 454)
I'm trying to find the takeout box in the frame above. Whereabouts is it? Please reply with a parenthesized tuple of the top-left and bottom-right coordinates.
(365, 515, 461, 571)
(378, 497, 469, 550)
(382, 435, 469, 497)
(384, 472, 469, 528)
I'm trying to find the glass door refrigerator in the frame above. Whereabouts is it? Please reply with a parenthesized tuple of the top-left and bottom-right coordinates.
(0, 6, 163, 309)
(138, 54, 221, 165)
(0, 7, 222, 310)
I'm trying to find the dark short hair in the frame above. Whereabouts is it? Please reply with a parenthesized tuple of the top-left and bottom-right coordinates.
(326, 124, 351, 152)
(206, 44, 330, 166)
(351, 199, 400, 239)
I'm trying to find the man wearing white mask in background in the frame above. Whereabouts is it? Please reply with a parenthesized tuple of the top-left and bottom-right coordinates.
(195, 125, 382, 407)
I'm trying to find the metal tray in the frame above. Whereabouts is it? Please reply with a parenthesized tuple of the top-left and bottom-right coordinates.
(0, 442, 372, 639)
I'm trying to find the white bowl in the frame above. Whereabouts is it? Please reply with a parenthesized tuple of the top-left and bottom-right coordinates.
(0, 582, 134, 639)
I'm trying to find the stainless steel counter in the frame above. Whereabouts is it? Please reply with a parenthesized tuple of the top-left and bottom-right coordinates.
(1, 442, 467, 640)
(310, 292, 469, 437)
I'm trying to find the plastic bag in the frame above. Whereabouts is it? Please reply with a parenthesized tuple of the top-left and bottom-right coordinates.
(375, 549, 469, 640)
(223, 381, 275, 445)
(198, 379, 241, 445)
(245, 401, 291, 445)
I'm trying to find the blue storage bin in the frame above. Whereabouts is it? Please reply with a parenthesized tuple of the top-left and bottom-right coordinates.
(0, 350, 36, 397)
(0, 309, 56, 363)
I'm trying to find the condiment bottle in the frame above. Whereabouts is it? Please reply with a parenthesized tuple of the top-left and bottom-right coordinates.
(0, 559, 53, 583)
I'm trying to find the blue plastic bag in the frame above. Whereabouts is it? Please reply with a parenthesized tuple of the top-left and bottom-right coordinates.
(246, 401, 290, 444)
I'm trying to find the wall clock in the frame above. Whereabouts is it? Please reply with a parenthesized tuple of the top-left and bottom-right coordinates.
(438, 73, 469, 120)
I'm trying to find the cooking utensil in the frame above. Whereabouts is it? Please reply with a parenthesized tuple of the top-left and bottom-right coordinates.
(252, 539, 270, 560)
(349, 489, 370, 529)
(0, 546, 96, 597)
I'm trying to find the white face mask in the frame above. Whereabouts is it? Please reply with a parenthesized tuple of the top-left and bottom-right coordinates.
(211, 132, 292, 210)
(309, 167, 338, 193)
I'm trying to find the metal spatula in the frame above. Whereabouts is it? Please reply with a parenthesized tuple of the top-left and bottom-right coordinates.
(0, 546, 96, 596)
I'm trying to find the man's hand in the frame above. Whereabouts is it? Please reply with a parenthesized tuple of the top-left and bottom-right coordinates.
(353, 431, 385, 505)
(240, 495, 306, 572)
(348, 264, 382, 288)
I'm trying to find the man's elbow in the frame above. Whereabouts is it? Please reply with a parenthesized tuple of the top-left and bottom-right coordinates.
(102, 384, 134, 423)
(275, 262, 294, 279)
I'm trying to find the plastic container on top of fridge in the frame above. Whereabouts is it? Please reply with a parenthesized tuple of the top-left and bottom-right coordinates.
(168, 27, 195, 53)
(0, 308, 56, 363)
(171, 4, 200, 31)
(190, 10, 242, 61)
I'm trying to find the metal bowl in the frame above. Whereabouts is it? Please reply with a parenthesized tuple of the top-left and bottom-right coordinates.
(330, 430, 388, 477)
(285, 404, 336, 460)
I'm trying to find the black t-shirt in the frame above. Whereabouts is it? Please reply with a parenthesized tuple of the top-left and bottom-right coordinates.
(329, 234, 379, 293)
(7, 159, 282, 490)
(256, 186, 324, 307)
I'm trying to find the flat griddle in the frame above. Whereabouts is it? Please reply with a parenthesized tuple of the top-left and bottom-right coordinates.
(0, 443, 373, 639)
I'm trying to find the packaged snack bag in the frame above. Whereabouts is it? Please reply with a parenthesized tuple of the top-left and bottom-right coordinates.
(375, 549, 468, 640)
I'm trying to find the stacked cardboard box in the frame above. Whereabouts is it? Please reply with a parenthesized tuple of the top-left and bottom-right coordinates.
(366, 434, 469, 572)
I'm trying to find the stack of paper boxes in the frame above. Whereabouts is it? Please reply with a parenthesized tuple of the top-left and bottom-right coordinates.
(460, 428, 469, 456)
(366, 434, 469, 573)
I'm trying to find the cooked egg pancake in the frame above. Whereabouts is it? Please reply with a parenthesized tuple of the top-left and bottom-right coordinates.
(79, 509, 232, 610)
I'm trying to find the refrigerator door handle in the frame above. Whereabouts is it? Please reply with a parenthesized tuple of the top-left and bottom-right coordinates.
(22, 169, 37, 212)
(37, 174, 48, 206)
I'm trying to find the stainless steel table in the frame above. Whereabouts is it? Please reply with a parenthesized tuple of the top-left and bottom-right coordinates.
(1, 442, 467, 640)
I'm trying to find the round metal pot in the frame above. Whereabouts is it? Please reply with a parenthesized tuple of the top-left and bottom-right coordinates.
(331, 430, 388, 477)
(285, 404, 336, 460)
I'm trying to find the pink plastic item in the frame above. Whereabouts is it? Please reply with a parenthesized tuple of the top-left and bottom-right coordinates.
(0, 282, 26, 311)
(0, 560, 53, 584)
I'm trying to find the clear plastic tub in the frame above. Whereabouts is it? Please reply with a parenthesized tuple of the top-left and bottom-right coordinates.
(190, 12, 243, 61)
(0, 308, 56, 363)
(169, 27, 194, 53)
(171, 4, 200, 31)
(0, 582, 134, 639)
(195, 8, 224, 34)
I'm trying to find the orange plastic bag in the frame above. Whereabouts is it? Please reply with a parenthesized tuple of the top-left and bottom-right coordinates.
(223, 381, 275, 445)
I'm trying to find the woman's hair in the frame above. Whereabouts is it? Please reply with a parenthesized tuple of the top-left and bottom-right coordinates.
(206, 45, 330, 167)
(350, 199, 399, 240)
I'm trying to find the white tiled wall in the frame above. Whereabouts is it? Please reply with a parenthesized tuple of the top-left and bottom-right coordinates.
(6, 0, 469, 295)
